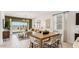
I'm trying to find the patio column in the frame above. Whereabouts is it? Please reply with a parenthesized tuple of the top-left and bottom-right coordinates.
(0, 11, 4, 44)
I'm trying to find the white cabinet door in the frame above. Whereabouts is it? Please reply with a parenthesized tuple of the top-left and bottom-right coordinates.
(53, 14, 65, 42)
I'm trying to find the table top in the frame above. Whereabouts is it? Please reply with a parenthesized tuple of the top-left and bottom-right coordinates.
(30, 32, 59, 40)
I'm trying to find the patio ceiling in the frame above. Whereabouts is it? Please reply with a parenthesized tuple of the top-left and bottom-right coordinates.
(3, 11, 63, 19)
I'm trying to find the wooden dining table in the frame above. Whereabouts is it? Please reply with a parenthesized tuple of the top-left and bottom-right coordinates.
(30, 32, 59, 48)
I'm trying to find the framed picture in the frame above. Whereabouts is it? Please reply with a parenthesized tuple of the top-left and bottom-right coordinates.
(46, 19, 50, 28)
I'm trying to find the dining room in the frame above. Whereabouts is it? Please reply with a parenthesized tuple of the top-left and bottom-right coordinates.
(0, 11, 72, 48)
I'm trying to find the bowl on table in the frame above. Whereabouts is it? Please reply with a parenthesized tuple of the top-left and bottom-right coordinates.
(43, 30, 49, 35)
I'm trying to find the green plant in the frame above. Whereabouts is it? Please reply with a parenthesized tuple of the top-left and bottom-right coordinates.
(5, 20, 10, 29)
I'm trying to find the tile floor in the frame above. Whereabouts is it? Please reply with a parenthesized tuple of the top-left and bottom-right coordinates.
(0, 34, 73, 48)
(62, 42, 73, 48)
(0, 40, 73, 48)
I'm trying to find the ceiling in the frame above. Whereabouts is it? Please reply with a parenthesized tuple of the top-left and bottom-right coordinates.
(3, 11, 63, 19)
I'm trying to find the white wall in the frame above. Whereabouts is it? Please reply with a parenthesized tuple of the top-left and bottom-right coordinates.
(64, 11, 79, 44)
(32, 15, 53, 31)
(0, 11, 4, 44)
(68, 12, 75, 43)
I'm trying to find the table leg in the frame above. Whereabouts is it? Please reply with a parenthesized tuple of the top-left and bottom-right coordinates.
(30, 42, 33, 48)
(40, 40, 42, 48)
(32, 43, 33, 48)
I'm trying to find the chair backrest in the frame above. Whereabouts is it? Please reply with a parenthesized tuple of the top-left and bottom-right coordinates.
(57, 34, 62, 40)
(50, 34, 61, 44)
(29, 36, 40, 44)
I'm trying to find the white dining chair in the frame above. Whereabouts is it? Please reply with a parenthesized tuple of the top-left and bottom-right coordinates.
(29, 36, 40, 48)
(43, 34, 62, 48)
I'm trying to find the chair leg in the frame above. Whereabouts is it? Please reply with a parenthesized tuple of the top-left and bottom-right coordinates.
(58, 40, 62, 48)
(30, 42, 33, 48)
(32, 43, 33, 48)
(48, 45, 51, 48)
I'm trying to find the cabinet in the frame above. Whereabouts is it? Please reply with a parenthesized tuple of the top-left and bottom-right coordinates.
(75, 33, 79, 40)
(3, 31, 10, 39)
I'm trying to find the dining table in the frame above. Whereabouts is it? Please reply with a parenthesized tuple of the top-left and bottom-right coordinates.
(30, 32, 59, 48)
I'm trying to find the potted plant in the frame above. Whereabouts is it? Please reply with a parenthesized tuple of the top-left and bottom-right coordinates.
(5, 20, 10, 30)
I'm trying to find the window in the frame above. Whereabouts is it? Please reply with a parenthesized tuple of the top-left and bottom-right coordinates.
(56, 15, 62, 30)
